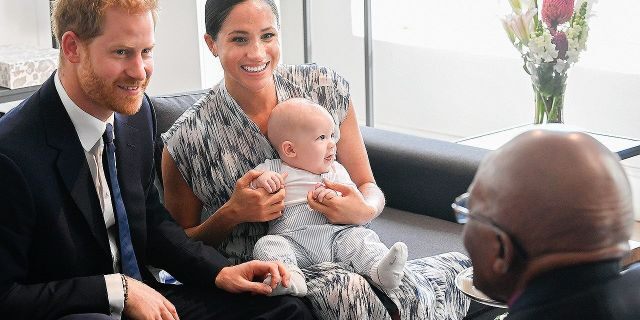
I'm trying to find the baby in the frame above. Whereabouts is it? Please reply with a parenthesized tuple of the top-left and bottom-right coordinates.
(251, 98, 407, 296)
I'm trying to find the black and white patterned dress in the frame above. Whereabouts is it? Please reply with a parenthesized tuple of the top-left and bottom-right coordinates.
(162, 64, 471, 319)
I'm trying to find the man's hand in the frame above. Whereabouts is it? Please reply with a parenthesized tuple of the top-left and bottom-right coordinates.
(215, 260, 290, 295)
(124, 277, 179, 320)
(252, 171, 287, 193)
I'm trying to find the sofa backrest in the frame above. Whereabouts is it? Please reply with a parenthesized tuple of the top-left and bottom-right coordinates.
(149, 90, 208, 188)
(152, 90, 209, 135)
(361, 127, 487, 221)
(149, 90, 488, 221)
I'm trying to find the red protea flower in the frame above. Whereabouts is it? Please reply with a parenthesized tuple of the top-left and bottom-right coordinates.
(542, 0, 575, 30)
(552, 31, 568, 60)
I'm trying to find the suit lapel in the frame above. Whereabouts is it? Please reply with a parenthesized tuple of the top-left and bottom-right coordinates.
(40, 75, 111, 256)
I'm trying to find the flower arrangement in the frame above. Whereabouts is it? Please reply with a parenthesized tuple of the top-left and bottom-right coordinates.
(502, 0, 596, 124)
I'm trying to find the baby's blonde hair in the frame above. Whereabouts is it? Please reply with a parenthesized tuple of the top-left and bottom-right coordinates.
(267, 98, 332, 157)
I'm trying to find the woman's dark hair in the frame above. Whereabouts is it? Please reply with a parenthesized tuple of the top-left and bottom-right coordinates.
(205, 0, 280, 39)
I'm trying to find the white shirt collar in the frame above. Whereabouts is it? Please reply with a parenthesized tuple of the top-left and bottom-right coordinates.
(54, 71, 114, 152)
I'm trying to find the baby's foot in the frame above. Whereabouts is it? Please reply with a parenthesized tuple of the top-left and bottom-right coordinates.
(264, 266, 308, 297)
(370, 242, 408, 290)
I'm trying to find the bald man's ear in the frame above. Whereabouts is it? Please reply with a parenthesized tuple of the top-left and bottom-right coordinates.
(281, 141, 296, 158)
(492, 232, 516, 274)
(60, 31, 83, 64)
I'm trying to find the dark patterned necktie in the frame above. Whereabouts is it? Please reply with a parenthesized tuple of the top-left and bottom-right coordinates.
(103, 123, 142, 280)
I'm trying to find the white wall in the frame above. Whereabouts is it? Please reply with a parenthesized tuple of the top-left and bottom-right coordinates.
(279, 0, 304, 65)
(0, 0, 52, 48)
(146, 0, 223, 95)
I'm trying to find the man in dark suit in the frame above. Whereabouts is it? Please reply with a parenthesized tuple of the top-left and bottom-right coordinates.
(0, 0, 313, 319)
(457, 129, 640, 319)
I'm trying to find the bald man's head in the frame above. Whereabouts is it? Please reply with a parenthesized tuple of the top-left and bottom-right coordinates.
(464, 129, 634, 301)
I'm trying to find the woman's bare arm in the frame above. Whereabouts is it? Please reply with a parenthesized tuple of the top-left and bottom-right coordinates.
(162, 146, 286, 246)
(307, 100, 385, 225)
(162, 146, 236, 245)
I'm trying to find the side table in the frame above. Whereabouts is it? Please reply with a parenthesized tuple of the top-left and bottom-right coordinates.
(0, 85, 39, 116)
(456, 124, 640, 160)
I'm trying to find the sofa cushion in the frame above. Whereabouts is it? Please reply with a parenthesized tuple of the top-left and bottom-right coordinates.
(152, 90, 209, 134)
(361, 126, 487, 222)
(371, 207, 467, 259)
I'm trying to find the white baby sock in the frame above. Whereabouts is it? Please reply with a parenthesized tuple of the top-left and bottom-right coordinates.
(263, 265, 308, 297)
(370, 242, 408, 290)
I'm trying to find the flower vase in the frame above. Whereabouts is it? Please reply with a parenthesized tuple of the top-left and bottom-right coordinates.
(531, 62, 567, 124)
(533, 84, 565, 124)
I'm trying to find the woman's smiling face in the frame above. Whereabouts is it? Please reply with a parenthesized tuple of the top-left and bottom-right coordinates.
(207, 0, 280, 97)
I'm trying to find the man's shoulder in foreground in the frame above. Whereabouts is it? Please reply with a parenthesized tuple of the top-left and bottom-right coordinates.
(508, 265, 640, 320)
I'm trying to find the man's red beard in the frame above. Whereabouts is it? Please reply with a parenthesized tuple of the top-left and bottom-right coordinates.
(78, 57, 149, 116)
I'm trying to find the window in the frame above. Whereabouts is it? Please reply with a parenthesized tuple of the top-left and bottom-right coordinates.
(351, 0, 640, 75)
(337, 0, 640, 140)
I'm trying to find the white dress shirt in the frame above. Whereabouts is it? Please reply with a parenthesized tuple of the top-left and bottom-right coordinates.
(54, 72, 125, 318)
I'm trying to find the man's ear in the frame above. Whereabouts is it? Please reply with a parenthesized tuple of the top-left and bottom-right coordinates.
(204, 33, 218, 57)
(492, 232, 516, 274)
(281, 141, 296, 158)
(60, 31, 82, 64)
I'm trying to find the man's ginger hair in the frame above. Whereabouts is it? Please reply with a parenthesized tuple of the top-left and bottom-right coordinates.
(51, 0, 158, 43)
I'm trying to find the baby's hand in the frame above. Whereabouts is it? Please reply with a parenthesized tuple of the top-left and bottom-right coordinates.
(252, 171, 286, 193)
(313, 182, 341, 203)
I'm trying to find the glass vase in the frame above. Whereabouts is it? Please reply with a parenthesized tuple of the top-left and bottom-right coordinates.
(530, 62, 567, 124)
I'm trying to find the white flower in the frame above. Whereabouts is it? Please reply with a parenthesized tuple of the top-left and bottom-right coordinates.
(554, 59, 568, 73)
(565, 48, 580, 64)
(504, 7, 537, 47)
(508, 0, 523, 14)
(502, 18, 517, 45)
(528, 30, 558, 64)
(565, 23, 589, 65)
(509, 0, 536, 13)
(502, 0, 595, 78)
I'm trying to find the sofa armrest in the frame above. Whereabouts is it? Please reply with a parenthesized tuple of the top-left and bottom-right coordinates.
(361, 126, 488, 222)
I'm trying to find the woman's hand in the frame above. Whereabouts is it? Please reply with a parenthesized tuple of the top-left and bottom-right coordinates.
(252, 171, 287, 193)
(311, 183, 340, 203)
(225, 170, 286, 225)
(307, 179, 376, 225)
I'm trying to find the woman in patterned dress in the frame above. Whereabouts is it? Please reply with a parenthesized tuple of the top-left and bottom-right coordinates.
(161, 0, 471, 319)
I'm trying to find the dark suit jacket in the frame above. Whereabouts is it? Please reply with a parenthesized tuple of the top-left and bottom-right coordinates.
(506, 260, 640, 320)
(0, 73, 230, 319)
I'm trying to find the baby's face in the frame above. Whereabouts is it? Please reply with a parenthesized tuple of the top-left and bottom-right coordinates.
(289, 111, 336, 174)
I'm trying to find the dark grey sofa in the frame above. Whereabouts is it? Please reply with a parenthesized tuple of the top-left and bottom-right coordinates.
(150, 90, 489, 259)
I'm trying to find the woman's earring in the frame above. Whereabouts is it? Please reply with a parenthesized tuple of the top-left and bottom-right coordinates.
(213, 53, 218, 57)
